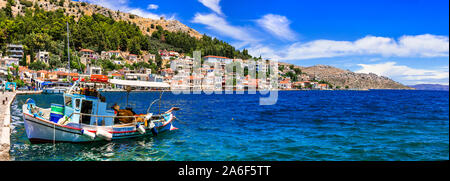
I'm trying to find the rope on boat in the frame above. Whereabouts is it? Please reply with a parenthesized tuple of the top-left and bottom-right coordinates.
(173, 116, 187, 125)
(53, 122, 56, 145)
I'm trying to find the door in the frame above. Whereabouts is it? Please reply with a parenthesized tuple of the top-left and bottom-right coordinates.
(80, 100, 93, 124)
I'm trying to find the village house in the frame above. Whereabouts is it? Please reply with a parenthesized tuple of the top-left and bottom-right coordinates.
(188, 75, 203, 91)
(80, 49, 95, 57)
(204, 55, 233, 64)
(168, 51, 179, 57)
(143, 53, 156, 62)
(112, 60, 124, 65)
(105, 50, 121, 59)
(279, 78, 292, 90)
(19, 66, 34, 85)
(314, 83, 329, 90)
(161, 68, 174, 77)
(128, 54, 138, 62)
(0, 57, 19, 67)
(86, 64, 102, 75)
(79, 49, 97, 65)
(36, 70, 48, 80)
(47, 72, 58, 81)
(108, 72, 123, 80)
(55, 71, 69, 81)
(149, 74, 164, 82)
(293, 81, 312, 89)
(36, 51, 50, 65)
(124, 68, 151, 81)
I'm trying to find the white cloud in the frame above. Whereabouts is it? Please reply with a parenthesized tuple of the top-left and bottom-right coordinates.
(83, 0, 168, 19)
(192, 13, 259, 44)
(256, 14, 297, 41)
(147, 4, 159, 10)
(198, 0, 223, 15)
(356, 62, 449, 85)
(249, 34, 449, 61)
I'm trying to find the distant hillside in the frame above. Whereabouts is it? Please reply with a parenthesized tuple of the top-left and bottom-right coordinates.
(1, 0, 252, 64)
(409, 84, 449, 91)
(1, 0, 203, 39)
(292, 64, 412, 89)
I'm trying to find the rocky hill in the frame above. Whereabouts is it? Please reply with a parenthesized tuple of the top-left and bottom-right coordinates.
(299, 65, 412, 89)
(1, 0, 203, 38)
(278, 63, 411, 89)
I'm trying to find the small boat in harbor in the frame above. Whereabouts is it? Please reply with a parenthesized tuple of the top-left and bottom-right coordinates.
(22, 78, 179, 143)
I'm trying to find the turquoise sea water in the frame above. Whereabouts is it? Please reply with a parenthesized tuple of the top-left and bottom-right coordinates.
(9, 90, 449, 161)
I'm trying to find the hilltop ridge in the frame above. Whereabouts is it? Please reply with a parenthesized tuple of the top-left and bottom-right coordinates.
(0, 0, 203, 38)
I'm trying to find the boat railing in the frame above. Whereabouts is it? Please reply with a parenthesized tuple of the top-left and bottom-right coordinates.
(68, 112, 166, 126)
(146, 98, 160, 114)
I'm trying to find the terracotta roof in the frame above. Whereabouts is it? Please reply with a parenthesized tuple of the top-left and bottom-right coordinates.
(55, 71, 69, 76)
(80, 49, 94, 52)
(204, 55, 231, 59)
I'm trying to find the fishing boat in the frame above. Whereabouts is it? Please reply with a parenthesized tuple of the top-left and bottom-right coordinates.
(22, 78, 179, 143)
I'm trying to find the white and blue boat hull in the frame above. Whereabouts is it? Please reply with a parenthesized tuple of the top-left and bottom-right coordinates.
(22, 105, 177, 143)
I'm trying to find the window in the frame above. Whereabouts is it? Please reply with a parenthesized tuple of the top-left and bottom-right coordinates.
(65, 97, 72, 107)
(75, 99, 81, 110)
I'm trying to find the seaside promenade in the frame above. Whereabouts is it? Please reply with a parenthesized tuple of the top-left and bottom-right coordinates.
(0, 90, 41, 161)
(0, 91, 15, 161)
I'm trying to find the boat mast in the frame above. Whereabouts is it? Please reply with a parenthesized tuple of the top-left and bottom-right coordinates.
(67, 22, 71, 75)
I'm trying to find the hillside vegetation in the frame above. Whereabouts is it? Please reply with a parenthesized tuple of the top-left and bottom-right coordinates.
(0, 0, 252, 69)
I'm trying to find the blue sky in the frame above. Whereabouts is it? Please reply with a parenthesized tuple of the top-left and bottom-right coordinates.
(79, 0, 449, 85)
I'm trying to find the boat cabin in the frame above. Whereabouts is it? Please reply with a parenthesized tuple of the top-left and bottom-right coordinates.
(63, 92, 115, 126)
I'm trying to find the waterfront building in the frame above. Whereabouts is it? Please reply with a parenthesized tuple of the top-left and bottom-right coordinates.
(279, 78, 292, 90)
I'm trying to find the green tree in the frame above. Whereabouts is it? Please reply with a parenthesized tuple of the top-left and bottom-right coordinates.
(155, 53, 162, 70)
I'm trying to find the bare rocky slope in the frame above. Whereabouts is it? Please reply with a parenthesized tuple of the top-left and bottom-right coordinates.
(1, 0, 203, 38)
(299, 65, 412, 89)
